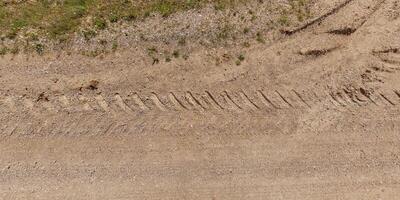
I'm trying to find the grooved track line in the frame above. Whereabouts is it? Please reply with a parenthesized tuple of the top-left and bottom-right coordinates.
(282, 0, 355, 35)
(1, 88, 400, 114)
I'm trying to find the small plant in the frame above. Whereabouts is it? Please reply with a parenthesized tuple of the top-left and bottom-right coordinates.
(152, 1, 176, 17)
(172, 50, 180, 58)
(112, 41, 118, 51)
(12, 19, 28, 30)
(82, 49, 102, 57)
(278, 14, 290, 26)
(214, 3, 225, 10)
(57, 35, 68, 44)
(152, 57, 160, 65)
(256, 32, 265, 44)
(216, 23, 232, 41)
(0, 47, 7, 55)
(235, 54, 245, 65)
(10, 47, 19, 54)
(289, 0, 311, 22)
(26, 33, 39, 41)
(238, 54, 245, 61)
(34, 43, 44, 55)
(123, 14, 136, 21)
(178, 38, 186, 46)
(243, 28, 250, 34)
(148, 47, 158, 55)
(109, 15, 119, 23)
(243, 42, 251, 48)
(94, 18, 107, 30)
(6, 31, 17, 40)
(99, 39, 107, 45)
(165, 57, 171, 62)
(82, 29, 97, 40)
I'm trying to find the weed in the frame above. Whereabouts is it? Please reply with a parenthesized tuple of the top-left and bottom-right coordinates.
(12, 19, 28, 30)
(216, 22, 233, 41)
(26, 33, 39, 41)
(10, 47, 19, 54)
(238, 54, 245, 61)
(148, 47, 158, 55)
(123, 14, 135, 21)
(278, 13, 290, 26)
(235, 60, 241, 66)
(109, 15, 119, 23)
(256, 32, 265, 44)
(243, 28, 250, 34)
(82, 29, 96, 40)
(0, 47, 8, 55)
(151, 1, 176, 17)
(243, 42, 251, 48)
(82, 49, 103, 57)
(57, 35, 69, 44)
(291, 0, 311, 21)
(94, 17, 107, 30)
(172, 50, 180, 58)
(99, 39, 107, 45)
(152, 57, 160, 65)
(112, 41, 118, 51)
(6, 31, 17, 40)
(34, 43, 45, 55)
(178, 38, 186, 46)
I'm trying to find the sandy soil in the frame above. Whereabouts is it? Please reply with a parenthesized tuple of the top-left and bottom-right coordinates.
(1, 0, 400, 199)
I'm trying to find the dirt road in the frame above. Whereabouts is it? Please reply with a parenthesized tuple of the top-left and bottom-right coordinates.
(1, 0, 400, 199)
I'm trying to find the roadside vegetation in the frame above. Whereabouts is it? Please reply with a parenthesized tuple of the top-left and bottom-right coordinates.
(0, 0, 311, 56)
(0, 0, 244, 40)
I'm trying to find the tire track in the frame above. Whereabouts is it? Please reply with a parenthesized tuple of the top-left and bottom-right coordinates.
(292, 90, 311, 108)
(282, 0, 355, 35)
(326, 0, 387, 36)
(239, 91, 260, 110)
(372, 48, 400, 68)
(130, 93, 150, 111)
(1, 88, 400, 115)
(354, 0, 386, 30)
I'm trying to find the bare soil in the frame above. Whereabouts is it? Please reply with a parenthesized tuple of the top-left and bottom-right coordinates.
(1, 0, 400, 199)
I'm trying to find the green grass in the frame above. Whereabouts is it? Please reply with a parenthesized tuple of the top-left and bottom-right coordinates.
(0, 0, 90, 39)
(0, 0, 245, 41)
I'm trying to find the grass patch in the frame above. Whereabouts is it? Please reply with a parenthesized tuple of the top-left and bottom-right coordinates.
(94, 17, 107, 30)
(278, 0, 311, 26)
(0, 47, 8, 56)
(112, 41, 118, 51)
(0, 0, 247, 42)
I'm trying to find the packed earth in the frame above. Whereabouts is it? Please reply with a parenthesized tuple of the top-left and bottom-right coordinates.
(1, 0, 400, 199)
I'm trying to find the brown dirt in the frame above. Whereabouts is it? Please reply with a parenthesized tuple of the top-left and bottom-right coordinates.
(1, 0, 400, 199)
